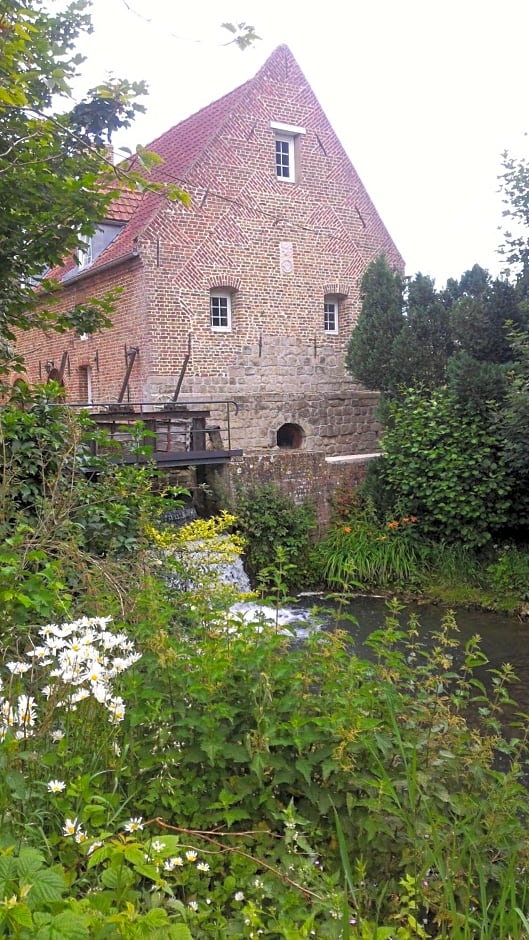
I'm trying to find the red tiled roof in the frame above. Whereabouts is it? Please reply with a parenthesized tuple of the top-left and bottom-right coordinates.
(52, 61, 260, 282)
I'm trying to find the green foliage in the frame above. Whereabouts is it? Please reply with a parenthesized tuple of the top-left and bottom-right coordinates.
(0, 0, 141, 348)
(2, 392, 529, 935)
(316, 503, 423, 590)
(234, 483, 316, 588)
(499, 150, 529, 275)
(391, 273, 452, 390)
(381, 388, 511, 548)
(486, 545, 529, 601)
(0, 0, 190, 366)
(446, 351, 509, 412)
(0, 604, 529, 940)
(0, 386, 187, 632)
(345, 257, 529, 549)
(345, 254, 404, 391)
(445, 268, 523, 363)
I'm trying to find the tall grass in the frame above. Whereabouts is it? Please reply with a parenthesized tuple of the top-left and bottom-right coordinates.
(318, 518, 424, 590)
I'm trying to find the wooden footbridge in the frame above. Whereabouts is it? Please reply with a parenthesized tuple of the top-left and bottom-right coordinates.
(71, 400, 242, 468)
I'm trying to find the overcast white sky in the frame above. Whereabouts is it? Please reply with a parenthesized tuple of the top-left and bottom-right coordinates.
(78, 0, 529, 286)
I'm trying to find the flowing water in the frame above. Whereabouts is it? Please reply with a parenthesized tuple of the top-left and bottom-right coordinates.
(231, 586, 529, 715)
(176, 538, 529, 713)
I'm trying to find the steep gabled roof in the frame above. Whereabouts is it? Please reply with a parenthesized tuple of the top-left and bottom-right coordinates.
(50, 66, 257, 282)
(49, 44, 400, 283)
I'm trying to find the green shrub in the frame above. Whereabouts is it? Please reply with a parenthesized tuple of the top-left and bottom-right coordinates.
(234, 482, 317, 588)
(316, 513, 424, 590)
(381, 389, 511, 549)
(486, 544, 529, 600)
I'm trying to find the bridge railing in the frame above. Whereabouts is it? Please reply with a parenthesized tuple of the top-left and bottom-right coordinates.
(62, 399, 240, 458)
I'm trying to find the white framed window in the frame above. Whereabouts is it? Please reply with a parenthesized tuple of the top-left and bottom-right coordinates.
(324, 297, 339, 333)
(78, 236, 93, 269)
(210, 290, 232, 331)
(275, 135, 294, 181)
(270, 121, 306, 183)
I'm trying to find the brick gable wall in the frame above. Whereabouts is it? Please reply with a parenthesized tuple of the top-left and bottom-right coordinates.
(15, 46, 401, 458)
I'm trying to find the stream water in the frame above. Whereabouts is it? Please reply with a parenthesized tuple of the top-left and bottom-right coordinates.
(239, 592, 529, 715)
(174, 531, 529, 714)
(326, 595, 529, 709)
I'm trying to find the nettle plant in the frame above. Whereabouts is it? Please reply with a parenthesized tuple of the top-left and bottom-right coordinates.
(3, 596, 529, 937)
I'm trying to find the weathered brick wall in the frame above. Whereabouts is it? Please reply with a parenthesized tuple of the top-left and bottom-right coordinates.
(14, 258, 149, 405)
(15, 47, 400, 462)
(226, 452, 372, 530)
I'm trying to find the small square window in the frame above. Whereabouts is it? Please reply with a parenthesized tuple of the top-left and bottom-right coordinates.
(210, 291, 232, 331)
(324, 298, 339, 333)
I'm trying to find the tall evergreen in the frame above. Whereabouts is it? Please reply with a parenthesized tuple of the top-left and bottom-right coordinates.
(345, 255, 403, 392)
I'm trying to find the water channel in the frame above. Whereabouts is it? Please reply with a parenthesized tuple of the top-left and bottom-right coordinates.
(200, 541, 529, 716)
(243, 593, 529, 717)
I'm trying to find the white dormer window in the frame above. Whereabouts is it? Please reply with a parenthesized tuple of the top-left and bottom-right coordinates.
(270, 121, 306, 183)
(210, 290, 232, 331)
(324, 296, 339, 333)
(78, 236, 93, 269)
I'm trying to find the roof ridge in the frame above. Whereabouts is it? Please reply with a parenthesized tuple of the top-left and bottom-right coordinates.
(143, 76, 253, 156)
(142, 45, 296, 157)
(50, 45, 315, 281)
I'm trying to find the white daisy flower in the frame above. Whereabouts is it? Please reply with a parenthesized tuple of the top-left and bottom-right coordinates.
(16, 695, 37, 727)
(106, 697, 125, 723)
(47, 779, 66, 793)
(123, 817, 143, 833)
(5, 661, 31, 675)
(164, 856, 183, 870)
(63, 817, 78, 837)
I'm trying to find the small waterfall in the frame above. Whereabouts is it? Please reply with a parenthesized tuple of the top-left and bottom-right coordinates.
(230, 599, 316, 637)
(162, 514, 317, 637)
(215, 554, 251, 592)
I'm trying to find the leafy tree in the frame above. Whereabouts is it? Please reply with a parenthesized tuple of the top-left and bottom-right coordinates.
(447, 351, 509, 412)
(345, 255, 404, 392)
(381, 388, 511, 548)
(496, 329, 529, 526)
(443, 269, 523, 412)
(499, 150, 529, 277)
(0, 0, 187, 370)
(447, 269, 523, 364)
(346, 262, 452, 395)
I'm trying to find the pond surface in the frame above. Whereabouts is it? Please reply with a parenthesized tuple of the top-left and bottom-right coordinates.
(296, 594, 529, 715)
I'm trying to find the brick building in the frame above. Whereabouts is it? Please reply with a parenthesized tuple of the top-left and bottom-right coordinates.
(16, 45, 402, 514)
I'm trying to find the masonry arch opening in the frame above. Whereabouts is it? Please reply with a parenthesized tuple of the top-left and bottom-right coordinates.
(276, 423, 304, 449)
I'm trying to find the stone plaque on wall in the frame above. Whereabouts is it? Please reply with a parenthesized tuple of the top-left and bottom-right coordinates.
(279, 241, 294, 275)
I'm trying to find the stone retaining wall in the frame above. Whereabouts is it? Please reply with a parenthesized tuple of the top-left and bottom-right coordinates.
(225, 451, 376, 530)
